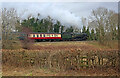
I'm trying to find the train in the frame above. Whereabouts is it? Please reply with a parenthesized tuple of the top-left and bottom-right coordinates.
(18, 32, 88, 41)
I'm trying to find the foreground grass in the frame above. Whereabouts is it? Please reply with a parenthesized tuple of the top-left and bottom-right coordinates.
(2, 40, 119, 76)
(3, 65, 119, 76)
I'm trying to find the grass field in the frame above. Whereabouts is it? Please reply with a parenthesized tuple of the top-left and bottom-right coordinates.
(31, 41, 118, 52)
(2, 41, 119, 76)
(3, 40, 118, 50)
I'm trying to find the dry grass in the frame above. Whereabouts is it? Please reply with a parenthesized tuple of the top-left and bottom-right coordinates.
(2, 41, 119, 76)
(32, 41, 118, 51)
(3, 66, 119, 76)
(86, 40, 118, 49)
(2, 40, 118, 50)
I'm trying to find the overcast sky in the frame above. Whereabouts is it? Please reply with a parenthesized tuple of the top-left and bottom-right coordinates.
(1, 2, 118, 28)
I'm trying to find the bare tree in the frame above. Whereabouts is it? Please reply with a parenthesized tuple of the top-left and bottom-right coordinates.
(81, 17, 87, 27)
(1, 8, 20, 49)
(89, 7, 118, 46)
(0, 9, 2, 41)
(47, 16, 54, 33)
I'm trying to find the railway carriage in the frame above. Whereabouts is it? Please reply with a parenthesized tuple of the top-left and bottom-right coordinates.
(28, 33, 62, 41)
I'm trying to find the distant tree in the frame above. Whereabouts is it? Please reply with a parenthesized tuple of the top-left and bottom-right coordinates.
(86, 26, 90, 40)
(95, 28, 100, 41)
(65, 26, 74, 33)
(21, 15, 58, 33)
(54, 20, 60, 33)
(47, 16, 54, 32)
(90, 29, 95, 40)
(82, 26, 86, 33)
(74, 27, 81, 33)
(54, 24, 59, 33)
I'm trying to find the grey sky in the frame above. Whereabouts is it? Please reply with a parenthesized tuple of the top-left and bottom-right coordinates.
(1, 2, 118, 28)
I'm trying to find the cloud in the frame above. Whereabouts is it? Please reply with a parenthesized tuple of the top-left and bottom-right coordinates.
(1, 2, 118, 28)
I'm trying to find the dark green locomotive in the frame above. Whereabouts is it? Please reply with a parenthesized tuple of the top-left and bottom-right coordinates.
(61, 32, 88, 41)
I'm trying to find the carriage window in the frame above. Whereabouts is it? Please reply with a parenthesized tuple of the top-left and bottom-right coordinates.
(33, 34, 35, 37)
(31, 34, 33, 37)
(55, 34, 58, 37)
(47, 34, 50, 37)
(37, 35, 39, 37)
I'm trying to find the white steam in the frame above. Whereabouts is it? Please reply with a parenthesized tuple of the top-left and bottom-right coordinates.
(2, 3, 82, 28)
(2, 2, 118, 28)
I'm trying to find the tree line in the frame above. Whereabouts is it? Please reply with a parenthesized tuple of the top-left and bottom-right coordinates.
(20, 15, 64, 33)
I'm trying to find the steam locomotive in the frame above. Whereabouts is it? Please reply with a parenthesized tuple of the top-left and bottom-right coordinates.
(19, 32, 88, 41)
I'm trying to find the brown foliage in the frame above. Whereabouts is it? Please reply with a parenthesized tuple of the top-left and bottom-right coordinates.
(20, 27, 34, 49)
(2, 49, 118, 72)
